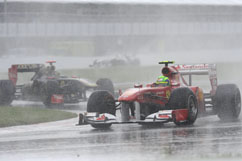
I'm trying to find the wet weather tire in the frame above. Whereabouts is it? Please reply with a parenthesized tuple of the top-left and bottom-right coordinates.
(42, 80, 60, 108)
(87, 90, 116, 129)
(0, 80, 15, 106)
(167, 87, 198, 125)
(96, 78, 114, 96)
(87, 90, 116, 115)
(214, 84, 241, 121)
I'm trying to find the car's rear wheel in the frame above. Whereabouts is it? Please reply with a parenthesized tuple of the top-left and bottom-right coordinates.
(87, 90, 116, 129)
(0, 80, 15, 106)
(167, 87, 198, 126)
(214, 84, 241, 121)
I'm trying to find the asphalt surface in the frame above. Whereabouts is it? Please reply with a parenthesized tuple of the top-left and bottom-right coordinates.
(0, 101, 242, 161)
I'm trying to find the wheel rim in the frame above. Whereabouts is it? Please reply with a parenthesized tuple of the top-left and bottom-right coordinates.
(188, 95, 198, 119)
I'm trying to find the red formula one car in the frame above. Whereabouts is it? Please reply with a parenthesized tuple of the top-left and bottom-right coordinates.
(78, 61, 241, 129)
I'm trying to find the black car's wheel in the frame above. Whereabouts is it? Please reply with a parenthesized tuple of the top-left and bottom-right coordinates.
(0, 80, 15, 106)
(167, 87, 198, 126)
(214, 84, 241, 121)
(42, 80, 60, 108)
(87, 90, 116, 129)
(96, 78, 114, 96)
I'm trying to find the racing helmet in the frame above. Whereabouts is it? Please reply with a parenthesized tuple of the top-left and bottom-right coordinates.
(156, 75, 170, 87)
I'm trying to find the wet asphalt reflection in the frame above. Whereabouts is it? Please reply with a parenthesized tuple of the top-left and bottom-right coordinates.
(0, 101, 241, 161)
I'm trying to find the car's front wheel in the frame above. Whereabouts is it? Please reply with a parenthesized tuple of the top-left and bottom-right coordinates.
(167, 87, 198, 126)
(87, 90, 116, 129)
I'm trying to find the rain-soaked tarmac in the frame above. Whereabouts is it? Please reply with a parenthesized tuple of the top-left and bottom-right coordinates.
(0, 101, 241, 161)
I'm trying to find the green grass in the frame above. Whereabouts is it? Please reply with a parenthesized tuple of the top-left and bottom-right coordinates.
(0, 106, 77, 127)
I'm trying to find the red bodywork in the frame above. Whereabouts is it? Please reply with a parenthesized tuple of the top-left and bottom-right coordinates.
(78, 63, 218, 128)
(8, 65, 18, 85)
(51, 94, 64, 104)
(172, 109, 188, 122)
(118, 64, 217, 115)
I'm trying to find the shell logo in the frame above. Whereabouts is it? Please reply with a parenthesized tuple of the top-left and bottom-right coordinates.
(198, 88, 204, 102)
(166, 90, 171, 99)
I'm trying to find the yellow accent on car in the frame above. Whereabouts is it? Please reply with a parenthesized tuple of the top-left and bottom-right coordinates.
(159, 61, 175, 64)
(166, 90, 171, 98)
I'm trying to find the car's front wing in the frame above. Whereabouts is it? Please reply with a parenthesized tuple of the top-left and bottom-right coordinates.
(77, 109, 189, 126)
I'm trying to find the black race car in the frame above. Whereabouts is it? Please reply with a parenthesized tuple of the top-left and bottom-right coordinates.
(0, 61, 114, 107)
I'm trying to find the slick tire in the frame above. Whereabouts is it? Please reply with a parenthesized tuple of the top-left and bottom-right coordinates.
(87, 91, 116, 129)
(42, 80, 60, 108)
(96, 78, 115, 96)
(87, 90, 116, 115)
(167, 87, 198, 126)
(0, 80, 15, 106)
(214, 84, 241, 121)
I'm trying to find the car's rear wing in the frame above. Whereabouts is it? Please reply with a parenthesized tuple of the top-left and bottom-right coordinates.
(175, 64, 216, 76)
(11, 64, 44, 73)
(175, 64, 217, 95)
(8, 64, 44, 85)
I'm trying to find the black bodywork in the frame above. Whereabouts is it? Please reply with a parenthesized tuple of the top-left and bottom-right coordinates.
(0, 62, 114, 107)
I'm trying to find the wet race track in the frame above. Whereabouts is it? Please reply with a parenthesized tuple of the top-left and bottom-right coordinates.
(0, 101, 242, 161)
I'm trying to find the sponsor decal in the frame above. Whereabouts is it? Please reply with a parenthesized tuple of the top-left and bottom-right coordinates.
(17, 64, 41, 69)
(158, 114, 170, 119)
(96, 114, 106, 121)
(176, 64, 210, 70)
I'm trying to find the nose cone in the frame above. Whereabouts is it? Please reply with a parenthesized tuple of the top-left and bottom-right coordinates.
(118, 88, 140, 101)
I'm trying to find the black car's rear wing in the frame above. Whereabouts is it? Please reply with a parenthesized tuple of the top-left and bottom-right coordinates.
(8, 64, 44, 85)
(13, 64, 44, 72)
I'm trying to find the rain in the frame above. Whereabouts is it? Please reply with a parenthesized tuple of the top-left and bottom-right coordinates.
(0, 0, 242, 161)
